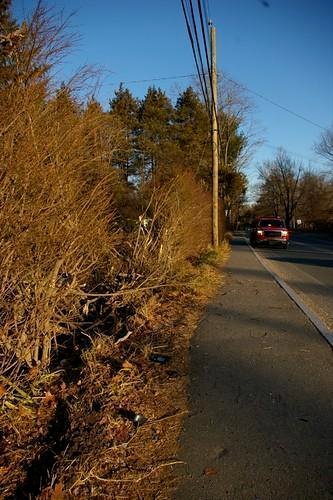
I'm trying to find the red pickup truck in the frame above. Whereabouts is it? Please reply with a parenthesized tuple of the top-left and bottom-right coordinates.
(249, 217, 290, 249)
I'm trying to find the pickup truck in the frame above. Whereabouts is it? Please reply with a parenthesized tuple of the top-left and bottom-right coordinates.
(249, 217, 290, 249)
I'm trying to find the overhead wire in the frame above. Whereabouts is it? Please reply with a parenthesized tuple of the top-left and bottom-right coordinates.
(221, 74, 327, 131)
(262, 143, 329, 168)
(111, 73, 201, 85)
(181, 0, 328, 171)
(180, 0, 218, 136)
(202, 0, 210, 27)
(109, 71, 329, 167)
(188, 0, 211, 114)
(204, 0, 211, 21)
(111, 71, 327, 136)
(233, 80, 326, 131)
(180, 0, 233, 166)
(197, 0, 212, 97)
(180, 0, 210, 113)
(197, 0, 225, 155)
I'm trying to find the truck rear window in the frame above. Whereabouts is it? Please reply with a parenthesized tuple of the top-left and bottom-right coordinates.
(258, 219, 285, 228)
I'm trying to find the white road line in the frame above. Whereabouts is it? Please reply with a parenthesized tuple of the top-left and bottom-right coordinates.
(245, 239, 333, 349)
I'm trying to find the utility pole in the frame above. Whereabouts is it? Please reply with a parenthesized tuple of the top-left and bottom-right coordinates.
(210, 23, 219, 248)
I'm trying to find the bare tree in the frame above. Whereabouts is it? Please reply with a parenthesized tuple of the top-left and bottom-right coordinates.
(297, 171, 333, 228)
(314, 126, 333, 165)
(257, 150, 304, 227)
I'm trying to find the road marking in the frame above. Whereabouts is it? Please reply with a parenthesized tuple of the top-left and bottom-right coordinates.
(245, 239, 333, 349)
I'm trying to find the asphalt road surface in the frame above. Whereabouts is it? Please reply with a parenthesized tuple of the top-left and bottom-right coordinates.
(176, 237, 333, 500)
(253, 232, 333, 330)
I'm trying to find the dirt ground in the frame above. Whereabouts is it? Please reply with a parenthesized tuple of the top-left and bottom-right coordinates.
(0, 259, 226, 499)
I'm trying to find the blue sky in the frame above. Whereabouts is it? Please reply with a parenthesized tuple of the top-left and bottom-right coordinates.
(13, 0, 333, 196)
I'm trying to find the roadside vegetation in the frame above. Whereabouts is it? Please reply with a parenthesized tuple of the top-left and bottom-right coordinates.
(0, 2, 243, 498)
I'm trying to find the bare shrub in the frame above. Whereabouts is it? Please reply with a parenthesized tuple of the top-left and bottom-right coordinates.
(127, 171, 212, 290)
(0, 81, 122, 370)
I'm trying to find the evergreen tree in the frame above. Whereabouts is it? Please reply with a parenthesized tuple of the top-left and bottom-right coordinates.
(137, 86, 174, 181)
(109, 84, 139, 183)
(174, 86, 210, 176)
(0, 0, 17, 36)
(0, 0, 21, 88)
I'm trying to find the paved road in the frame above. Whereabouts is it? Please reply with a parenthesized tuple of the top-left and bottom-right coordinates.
(176, 238, 333, 500)
(253, 232, 333, 329)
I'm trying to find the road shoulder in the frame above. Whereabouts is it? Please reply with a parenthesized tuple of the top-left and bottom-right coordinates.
(248, 238, 333, 348)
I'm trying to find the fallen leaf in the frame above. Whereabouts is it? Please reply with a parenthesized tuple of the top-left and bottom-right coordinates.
(27, 367, 38, 380)
(122, 360, 134, 370)
(0, 466, 10, 477)
(18, 405, 32, 417)
(42, 391, 56, 406)
(203, 467, 218, 476)
(0, 384, 6, 398)
(51, 482, 65, 500)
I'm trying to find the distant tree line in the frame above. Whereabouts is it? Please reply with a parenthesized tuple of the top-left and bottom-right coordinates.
(254, 150, 333, 230)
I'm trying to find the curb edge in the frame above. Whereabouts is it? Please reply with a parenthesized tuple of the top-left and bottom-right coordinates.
(245, 238, 333, 349)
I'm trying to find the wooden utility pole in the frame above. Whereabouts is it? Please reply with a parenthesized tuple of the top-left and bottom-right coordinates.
(210, 23, 219, 247)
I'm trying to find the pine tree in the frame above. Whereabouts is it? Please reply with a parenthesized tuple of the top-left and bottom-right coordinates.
(174, 86, 210, 177)
(0, 0, 16, 34)
(109, 84, 139, 183)
(0, 0, 21, 88)
(137, 86, 174, 181)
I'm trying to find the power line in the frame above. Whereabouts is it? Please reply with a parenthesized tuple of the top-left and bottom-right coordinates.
(196, 2, 225, 157)
(180, 0, 224, 150)
(203, 0, 211, 27)
(248, 87, 326, 130)
(110, 72, 328, 134)
(110, 73, 201, 86)
(188, 0, 211, 112)
(180, 0, 210, 110)
(180, 1, 327, 135)
(181, 0, 222, 133)
(197, 0, 212, 97)
(224, 76, 327, 131)
(180, 0, 210, 112)
(204, 0, 211, 20)
(261, 143, 329, 167)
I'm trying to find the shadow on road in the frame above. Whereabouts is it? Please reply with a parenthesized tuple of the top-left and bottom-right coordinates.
(176, 237, 333, 499)
(226, 264, 333, 300)
(268, 255, 333, 268)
